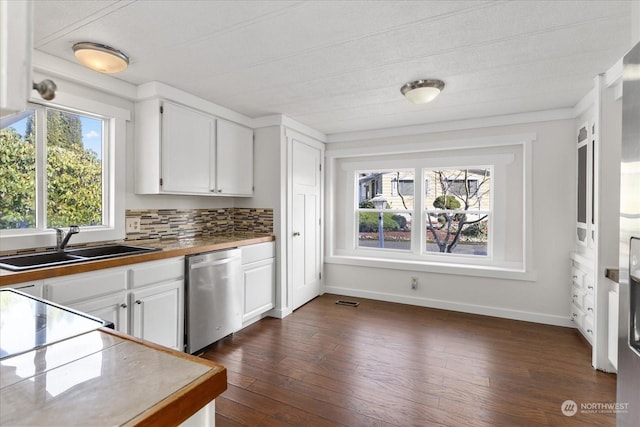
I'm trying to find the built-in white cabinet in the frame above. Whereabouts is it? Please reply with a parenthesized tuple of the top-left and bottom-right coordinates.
(0, 0, 32, 116)
(5, 280, 43, 298)
(135, 98, 253, 197)
(43, 257, 184, 350)
(241, 242, 275, 324)
(570, 255, 595, 343)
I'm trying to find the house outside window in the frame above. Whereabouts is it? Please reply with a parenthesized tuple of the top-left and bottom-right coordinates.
(358, 170, 414, 250)
(356, 168, 490, 256)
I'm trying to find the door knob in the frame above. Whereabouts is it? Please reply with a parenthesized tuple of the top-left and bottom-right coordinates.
(293, 232, 300, 236)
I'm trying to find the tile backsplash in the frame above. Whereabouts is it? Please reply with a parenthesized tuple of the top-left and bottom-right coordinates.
(125, 208, 273, 241)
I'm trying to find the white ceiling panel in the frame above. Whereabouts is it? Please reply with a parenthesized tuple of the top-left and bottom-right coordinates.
(32, 0, 634, 135)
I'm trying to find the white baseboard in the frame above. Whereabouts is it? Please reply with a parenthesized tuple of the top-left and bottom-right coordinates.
(324, 285, 574, 328)
(267, 307, 291, 319)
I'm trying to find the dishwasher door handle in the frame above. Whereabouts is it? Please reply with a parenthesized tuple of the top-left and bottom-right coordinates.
(189, 257, 238, 270)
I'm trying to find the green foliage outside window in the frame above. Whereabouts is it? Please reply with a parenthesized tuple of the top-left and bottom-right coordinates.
(0, 109, 103, 230)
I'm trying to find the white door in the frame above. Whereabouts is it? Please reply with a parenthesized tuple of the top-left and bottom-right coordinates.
(291, 139, 322, 310)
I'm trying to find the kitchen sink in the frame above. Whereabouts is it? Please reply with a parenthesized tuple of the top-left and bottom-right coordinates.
(67, 244, 160, 260)
(0, 252, 86, 271)
(0, 244, 160, 271)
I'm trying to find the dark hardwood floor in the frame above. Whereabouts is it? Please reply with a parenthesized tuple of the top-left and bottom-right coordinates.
(200, 294, 617, 426)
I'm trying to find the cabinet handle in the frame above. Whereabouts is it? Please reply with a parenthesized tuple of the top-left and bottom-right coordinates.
(293, 232, 301, 236)
(135, 300, 142, 305)
(588, 286, 593, 290)
(218, 189, 222, 193)
(587, 307, 593, 312)
(572, 275, 578, 279)
(120, 303, 128, 308)
(573, 294, 578, 298)
(587, 329, 593, 333)
(572, 313, 578, 318)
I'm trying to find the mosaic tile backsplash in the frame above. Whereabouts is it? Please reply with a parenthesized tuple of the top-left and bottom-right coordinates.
(125, 208, 273, 241)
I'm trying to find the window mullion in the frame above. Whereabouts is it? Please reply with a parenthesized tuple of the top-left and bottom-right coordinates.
(414, 168, 424, 255)
(34, 105, 47, 230)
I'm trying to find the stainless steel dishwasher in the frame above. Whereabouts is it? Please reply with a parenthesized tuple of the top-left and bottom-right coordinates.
(185, 248, 242, 354)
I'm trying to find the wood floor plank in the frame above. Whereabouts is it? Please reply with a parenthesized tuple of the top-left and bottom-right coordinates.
(202, 294, 616, 426)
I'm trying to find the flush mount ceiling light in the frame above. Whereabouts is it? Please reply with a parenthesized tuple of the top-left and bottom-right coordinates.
(72, 42, 129, 74)
(400, 79, 445, 104)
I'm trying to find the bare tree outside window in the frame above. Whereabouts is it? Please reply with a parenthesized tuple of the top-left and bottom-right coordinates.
(425, 168, 491, 255)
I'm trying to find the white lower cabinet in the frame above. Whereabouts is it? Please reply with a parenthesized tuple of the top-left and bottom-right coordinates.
(44, 257, 184, 351)
(70, 293, 129, 333)
(5, 281, 44, 298)
(131, 280, 183, 351)
(241, 242, 275, 324)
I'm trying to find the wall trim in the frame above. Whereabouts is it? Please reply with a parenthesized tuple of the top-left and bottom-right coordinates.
(325, 108, 574, 143)
(253, 114, 327, 142)
(323, 285, 574, 328)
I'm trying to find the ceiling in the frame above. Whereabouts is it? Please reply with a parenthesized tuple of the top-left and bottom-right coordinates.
(33, 0, 634, 135)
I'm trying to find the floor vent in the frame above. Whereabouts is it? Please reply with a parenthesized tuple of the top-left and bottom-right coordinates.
(335, 300, 359, 307)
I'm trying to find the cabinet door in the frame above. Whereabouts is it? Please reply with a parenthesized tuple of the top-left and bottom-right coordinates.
(70, 293, 128, 333)
(216, 119, 253, 196)
(131, 280, 183, 351)
(242, 258, 275, 321)
(161, 101, 214, 194)
(0, 0, 32, 116)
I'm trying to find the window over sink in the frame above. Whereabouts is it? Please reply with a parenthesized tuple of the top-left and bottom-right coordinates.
(1, 105, 105, 229)
(0, 93, 128, 251)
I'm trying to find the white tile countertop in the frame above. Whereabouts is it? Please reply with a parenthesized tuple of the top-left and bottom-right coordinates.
(0, 290, 226, 426)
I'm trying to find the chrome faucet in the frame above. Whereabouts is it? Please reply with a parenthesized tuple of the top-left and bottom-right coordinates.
(54, 225, 80, 251)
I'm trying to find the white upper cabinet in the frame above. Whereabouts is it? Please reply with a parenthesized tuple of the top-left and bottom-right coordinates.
(135, 98, 253, 197)
(0, 0, 32, 116)
(161, 101, 214, 194)
(216, 119, 254, 196)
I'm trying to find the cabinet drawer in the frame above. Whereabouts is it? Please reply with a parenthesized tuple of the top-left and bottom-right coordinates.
(130, 257, 184, 288)
(570, 303, 585, 329)
(6, 281, 43, 298)
(242, 242, 275, 265)
(583, 316, 594, 338)
(571, 285, 585, 309)
(45, 269, 127, 304)
(571, 267, 584, 287)
(583, 292, 595, 315)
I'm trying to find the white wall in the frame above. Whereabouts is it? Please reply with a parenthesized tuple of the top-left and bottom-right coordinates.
(324, 119, 576, 326)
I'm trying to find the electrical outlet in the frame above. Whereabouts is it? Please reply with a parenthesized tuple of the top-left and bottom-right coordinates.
(411, 277, 418, 290)
(126, 217, 141, 233)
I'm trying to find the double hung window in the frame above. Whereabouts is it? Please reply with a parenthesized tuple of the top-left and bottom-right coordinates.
(1, 104, 106, 231)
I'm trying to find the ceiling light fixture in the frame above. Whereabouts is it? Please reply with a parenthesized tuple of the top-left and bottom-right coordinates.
(400, 79, 445, 104)
(72, 42, 129, 74)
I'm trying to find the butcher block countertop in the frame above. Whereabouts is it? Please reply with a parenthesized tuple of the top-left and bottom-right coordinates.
(0, 233, 274, 286)
(0, 328, 227, 426)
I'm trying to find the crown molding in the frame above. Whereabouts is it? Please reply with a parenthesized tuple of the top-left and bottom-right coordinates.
(326, 108, 574, 143)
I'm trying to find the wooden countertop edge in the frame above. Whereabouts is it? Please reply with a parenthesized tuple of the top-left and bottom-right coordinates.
(99, 328, 228, 427)
(0, 235, 274, 286)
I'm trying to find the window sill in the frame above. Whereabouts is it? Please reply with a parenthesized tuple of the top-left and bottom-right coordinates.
(325, 255, 537, 282)
(0, 227, 125, 253)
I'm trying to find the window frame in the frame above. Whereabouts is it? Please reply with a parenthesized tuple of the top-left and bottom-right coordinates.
(325, 133, 535, 280)
(0, 92, 128, 252)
